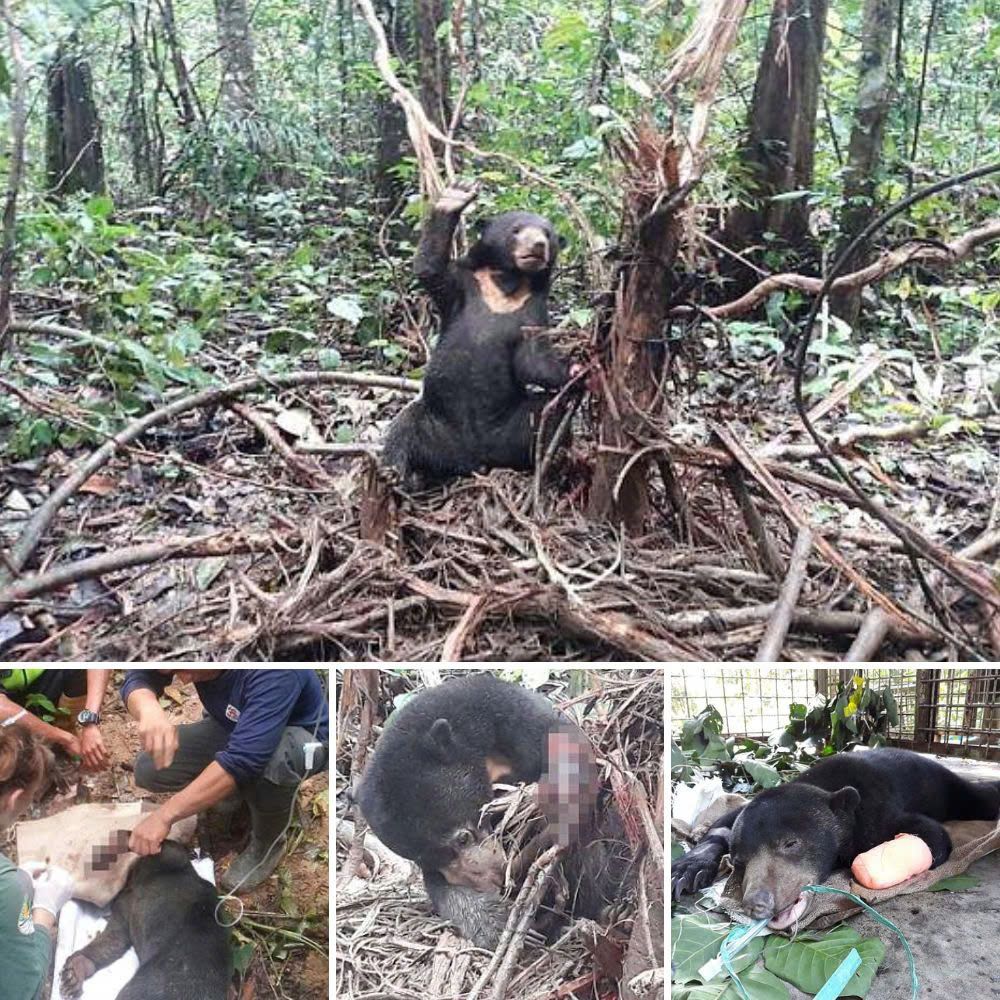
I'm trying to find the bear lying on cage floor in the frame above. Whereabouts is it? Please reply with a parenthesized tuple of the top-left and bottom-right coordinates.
(672, 747, 1000, 929)
(59, 840, 230, 1000)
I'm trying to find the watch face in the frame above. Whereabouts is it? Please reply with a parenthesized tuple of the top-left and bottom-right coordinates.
(77, 710, 100, 726)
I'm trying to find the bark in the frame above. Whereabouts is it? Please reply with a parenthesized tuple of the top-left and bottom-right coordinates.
(0, 0, 27, 355)
(213, 0, 259, 115)
(723, 0, 830, 256)
(414, 0, 451, 131)
(125, 2, 154, 191)
(158, 0, 199, 129)
(831, 0, 894, 326)
(45, 44, 106, 197)
(588, 124, 684, 533)
(373, 0, 413, 212)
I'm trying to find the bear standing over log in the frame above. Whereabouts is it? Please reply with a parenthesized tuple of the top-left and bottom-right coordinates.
(382, 186, 575, 489)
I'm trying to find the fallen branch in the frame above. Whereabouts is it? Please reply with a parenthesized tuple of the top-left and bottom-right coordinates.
(0, 531, 285, 614)
(675, 218, 1000, 321)
(755, 526, 813, 661)
(0, 370, 413, 587)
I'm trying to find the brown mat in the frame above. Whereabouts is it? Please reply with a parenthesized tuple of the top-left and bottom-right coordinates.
(16, 802, 198, 905)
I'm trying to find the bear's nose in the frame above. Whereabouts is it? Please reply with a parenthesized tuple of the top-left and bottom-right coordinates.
(742, 888, 775, 919)
(531, 237, 547, 255)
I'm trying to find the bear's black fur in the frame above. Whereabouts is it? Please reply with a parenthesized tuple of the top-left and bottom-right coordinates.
(60, 841, 231, 1000)
(381, 187, 574, 489)
(672, 748, 1000, 928)
(355, 674, 619, 949)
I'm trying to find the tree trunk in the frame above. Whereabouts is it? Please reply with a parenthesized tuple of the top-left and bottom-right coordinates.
(588, 124, 684, 533)
(125, 2, 154, 192)
(0, 0, 27, 355)
(414, 0, 451, 131)
(831, 0, 894, 327)
(723, 0, 830, 257)
(158, 0, 199, 129)
(373, 0, 413, 213)
(213, 0, 259, 115)
(45, 44, 106, 197)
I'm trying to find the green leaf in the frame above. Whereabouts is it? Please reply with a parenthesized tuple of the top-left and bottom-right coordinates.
(762, 926, 884, 997)
(743, 759, 781, 788)
(326, 295, 364, 325)
(672, 913, 736, 983)
(543, 11, 590, 52)
(195, 557, 227, 591)
(86, 195, 114, 220)
(928, 874, 980, 892)
(318, 348, 342, 369)
(674, 968, 789, 1000)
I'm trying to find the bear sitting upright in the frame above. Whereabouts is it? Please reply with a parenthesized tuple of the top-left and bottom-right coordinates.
(672, 747, 1000, 930)
(381, 185, 575, 489)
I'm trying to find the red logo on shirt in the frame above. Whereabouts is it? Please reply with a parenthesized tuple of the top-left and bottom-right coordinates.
(225, 704, 240, 722)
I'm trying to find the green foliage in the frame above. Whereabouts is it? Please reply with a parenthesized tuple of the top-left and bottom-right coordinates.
(763, 927, 885, 998)
(672, 677, 898, 796)
(24, 693, 68, 722)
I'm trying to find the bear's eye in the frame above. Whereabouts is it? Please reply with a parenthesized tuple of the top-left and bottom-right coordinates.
(730, 855, 745, 867)
(782, 837, 800, 851)
(454, 830, 474, 847)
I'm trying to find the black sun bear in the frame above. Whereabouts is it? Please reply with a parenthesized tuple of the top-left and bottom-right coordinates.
(355, 674, 625, 949)
(672, 747, 1000, 929)
(60, 841, 231, 1000)
(381, 186, 575, 489)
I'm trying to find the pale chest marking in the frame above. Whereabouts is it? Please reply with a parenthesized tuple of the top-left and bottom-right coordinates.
(473, 268, 532, 314)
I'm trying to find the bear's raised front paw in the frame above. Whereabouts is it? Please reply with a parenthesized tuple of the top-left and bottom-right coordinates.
(436, 184, 479, 215)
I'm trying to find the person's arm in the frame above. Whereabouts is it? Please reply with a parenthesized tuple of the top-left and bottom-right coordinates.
(125, 685, 178, 771)
(129, 762, 237, 855)
(79, 669, 111, 772)
(84, 670, 110, 714)
(0, 693, 78, 756)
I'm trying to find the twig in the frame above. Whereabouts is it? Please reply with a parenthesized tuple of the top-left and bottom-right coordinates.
(755, 525, 813, 661)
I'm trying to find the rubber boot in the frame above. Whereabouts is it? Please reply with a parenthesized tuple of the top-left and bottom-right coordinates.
(56, 694, 87, 733)
(219, 780, 296, 893)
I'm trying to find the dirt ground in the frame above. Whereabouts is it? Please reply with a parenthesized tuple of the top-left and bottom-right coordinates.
(7, 669, 329, 1000)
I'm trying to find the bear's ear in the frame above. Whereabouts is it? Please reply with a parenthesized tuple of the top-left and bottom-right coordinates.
(425, 718, 458, 760)
(558, 234, 567, 249)
(828, 785, 861, 817)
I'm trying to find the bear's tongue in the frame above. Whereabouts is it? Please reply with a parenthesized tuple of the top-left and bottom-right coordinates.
(767, 893, 808, 930)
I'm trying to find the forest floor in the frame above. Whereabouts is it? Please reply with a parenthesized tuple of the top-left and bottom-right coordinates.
(1, 211, 997, 662)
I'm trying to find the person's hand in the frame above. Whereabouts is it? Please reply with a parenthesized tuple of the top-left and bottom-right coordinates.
(137, 709, 178, 770)
(57, 730, 82, 758)
(23, 863, 75, 917)
(129, 811, 171, 856)
(79, 726, 109, 772)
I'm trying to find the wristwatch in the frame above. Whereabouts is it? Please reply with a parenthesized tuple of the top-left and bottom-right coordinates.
(77, 710, 101, 727)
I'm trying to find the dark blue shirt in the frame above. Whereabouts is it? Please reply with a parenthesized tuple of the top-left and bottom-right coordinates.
(122, 669, 328, 783)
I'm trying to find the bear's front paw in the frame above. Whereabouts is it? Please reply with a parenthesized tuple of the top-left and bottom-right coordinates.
(60, 953, 97, 999)
(671, 841, 725, 899)
(436, 184, 479, 215)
